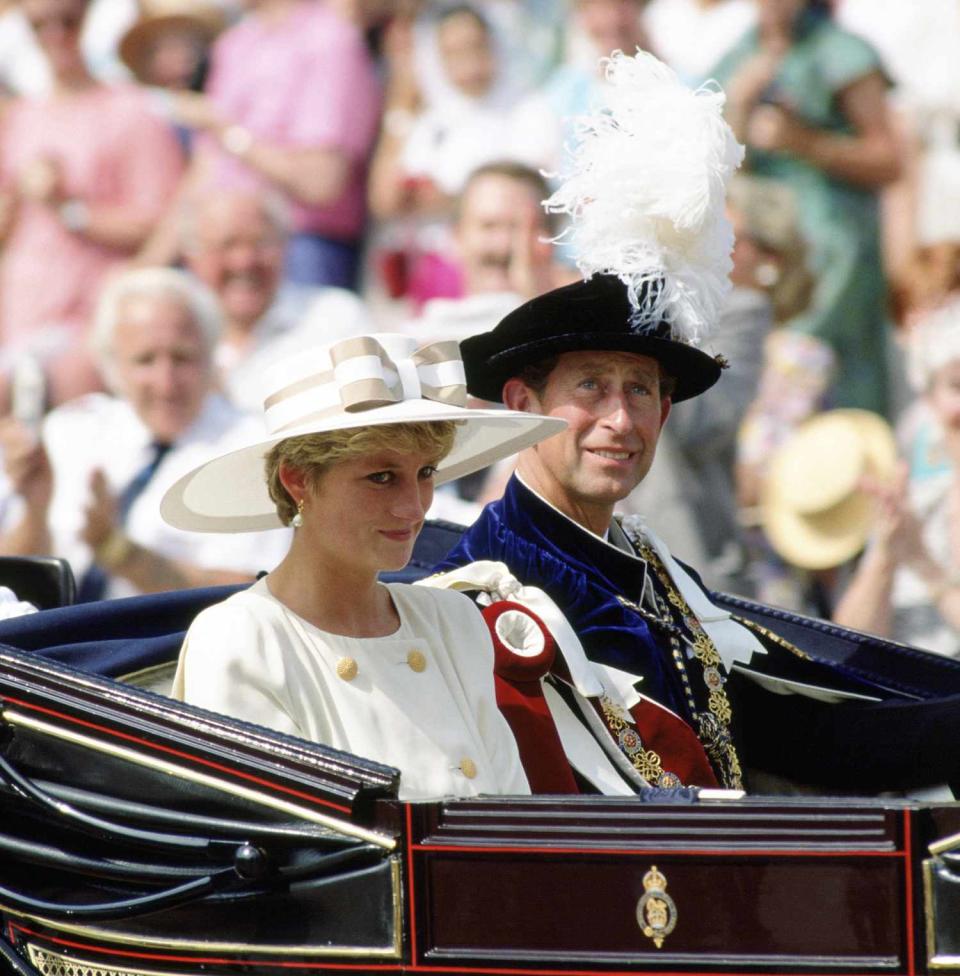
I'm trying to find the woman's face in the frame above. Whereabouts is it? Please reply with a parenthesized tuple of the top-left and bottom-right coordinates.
(437, 11, 495, 99)
(756, 0, 807, 34)
(22, 0, 87, 76)
(929, 359, 960, 435)
(295, 448, 440, 578)
(575, 0, 644, 58)
(143, 28, 207, 90)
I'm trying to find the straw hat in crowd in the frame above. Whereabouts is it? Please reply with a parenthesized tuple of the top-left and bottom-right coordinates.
(761, 409, 898, 571)
(119, 0, 226, 83)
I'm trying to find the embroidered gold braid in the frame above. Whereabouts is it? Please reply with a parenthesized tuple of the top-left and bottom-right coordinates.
(732, 613, 811, 659)
(600, 695, 667, 784)
(638, 544, 744, 790)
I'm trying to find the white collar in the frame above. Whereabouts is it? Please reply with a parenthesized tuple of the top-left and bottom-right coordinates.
(513, 473, 765, 671)
(515, 472, 632, 558)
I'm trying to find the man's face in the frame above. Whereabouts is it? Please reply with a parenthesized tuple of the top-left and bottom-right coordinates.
(756, 0, 806, 34)
(186, 196, 284, 331)
(505, 351, 672, 530)
(111, 295, 211, 443)
(455, 174, 550, 295)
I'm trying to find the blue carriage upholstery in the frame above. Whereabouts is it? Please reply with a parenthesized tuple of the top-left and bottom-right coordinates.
(0, 582, 239, 678)
(1, 516, 959, 694)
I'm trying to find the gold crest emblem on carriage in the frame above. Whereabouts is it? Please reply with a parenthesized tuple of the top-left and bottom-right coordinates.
(636, 864, 677, 948)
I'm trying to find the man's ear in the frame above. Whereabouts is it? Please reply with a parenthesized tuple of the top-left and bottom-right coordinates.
(502, 378, 537, 413)
(659, 395, 672, 430)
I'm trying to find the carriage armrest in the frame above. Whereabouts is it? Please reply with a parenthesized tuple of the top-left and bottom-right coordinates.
(0, 556, 76, 610)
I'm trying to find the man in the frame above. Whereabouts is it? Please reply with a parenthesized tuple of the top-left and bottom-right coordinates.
(0, 267, 290, 600)
(434, 272, 960, 796)
(412, 161, 575, 345)
(455, 162, 557, 300)
(440, 264, 960, 792)
(182, 189, 369, 413)
(409, 162, 576, 524)
(431, 49, 960, 797)
(435, 273, 752, 791)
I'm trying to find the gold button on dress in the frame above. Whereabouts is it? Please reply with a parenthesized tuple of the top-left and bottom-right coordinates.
(407, 649, 427, 672)
(460, 758, 477, 779)
(336, 657, 358, 681)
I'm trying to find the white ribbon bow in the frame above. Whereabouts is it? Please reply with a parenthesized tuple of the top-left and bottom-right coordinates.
(263, 336, 468, 434)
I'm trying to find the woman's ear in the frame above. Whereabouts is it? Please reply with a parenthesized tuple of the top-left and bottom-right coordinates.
(277, 462, 308, 503)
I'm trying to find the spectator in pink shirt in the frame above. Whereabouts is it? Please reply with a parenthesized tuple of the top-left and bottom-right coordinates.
(160, 0, 382, 291)
(0, 0, 185, 409)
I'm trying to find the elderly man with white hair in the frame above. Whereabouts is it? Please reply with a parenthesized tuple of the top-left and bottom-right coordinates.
(180, 189, 370, 413)
(834, 296, 960, 657)
(0, 266, 290, 601)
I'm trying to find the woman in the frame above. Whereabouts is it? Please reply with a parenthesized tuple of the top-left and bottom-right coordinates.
(117, 0, 223, 93)
(0, 0, 183, 408)
(711, 0, 901, 417)
(367, 4, 555, 306)
(148, 0, 381, 289)
(165, 333, 564, 799)
(833, 297, 960, 657)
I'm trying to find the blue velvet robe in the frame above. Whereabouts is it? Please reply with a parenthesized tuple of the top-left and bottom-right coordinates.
(438, 476, 960, 792)
(437, 476, 715, 736)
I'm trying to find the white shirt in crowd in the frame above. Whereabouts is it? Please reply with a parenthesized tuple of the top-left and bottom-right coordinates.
(401, 90, 558, 197)
(1, 392, 291, 599)
(643, 0, 756, 85)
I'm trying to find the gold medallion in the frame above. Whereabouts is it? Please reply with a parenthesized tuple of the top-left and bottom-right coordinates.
(636, 865, 677, 948)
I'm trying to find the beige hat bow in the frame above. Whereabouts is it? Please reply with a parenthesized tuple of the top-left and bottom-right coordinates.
(264, 336, 467, 435)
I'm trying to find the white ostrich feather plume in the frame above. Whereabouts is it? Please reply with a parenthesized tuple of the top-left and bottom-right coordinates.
(545, 50, 745, 346)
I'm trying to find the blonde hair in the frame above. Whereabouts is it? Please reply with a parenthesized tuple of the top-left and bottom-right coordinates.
(265, 421, 459, 525)
(727, 174, 814, 324)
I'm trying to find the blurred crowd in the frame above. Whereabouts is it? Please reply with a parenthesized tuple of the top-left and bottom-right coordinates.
(0, 0, 959, 655)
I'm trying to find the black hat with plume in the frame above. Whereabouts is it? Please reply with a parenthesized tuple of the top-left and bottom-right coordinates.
(461, 51, 744, 404)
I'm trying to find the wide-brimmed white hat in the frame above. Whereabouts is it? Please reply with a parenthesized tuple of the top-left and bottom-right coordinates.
(760, 409, 897, 570)
(161, 333, 565, 532)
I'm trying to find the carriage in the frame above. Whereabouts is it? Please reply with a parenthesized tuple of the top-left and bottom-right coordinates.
(0, 525, 958, 976)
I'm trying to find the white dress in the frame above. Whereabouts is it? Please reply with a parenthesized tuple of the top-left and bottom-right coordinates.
(172, 579, 530, 800)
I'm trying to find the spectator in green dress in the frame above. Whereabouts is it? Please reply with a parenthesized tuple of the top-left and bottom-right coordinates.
(711, 0, 902, 417)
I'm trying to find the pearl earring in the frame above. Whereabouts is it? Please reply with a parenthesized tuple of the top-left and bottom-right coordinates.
(291, 498, 304, 528)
